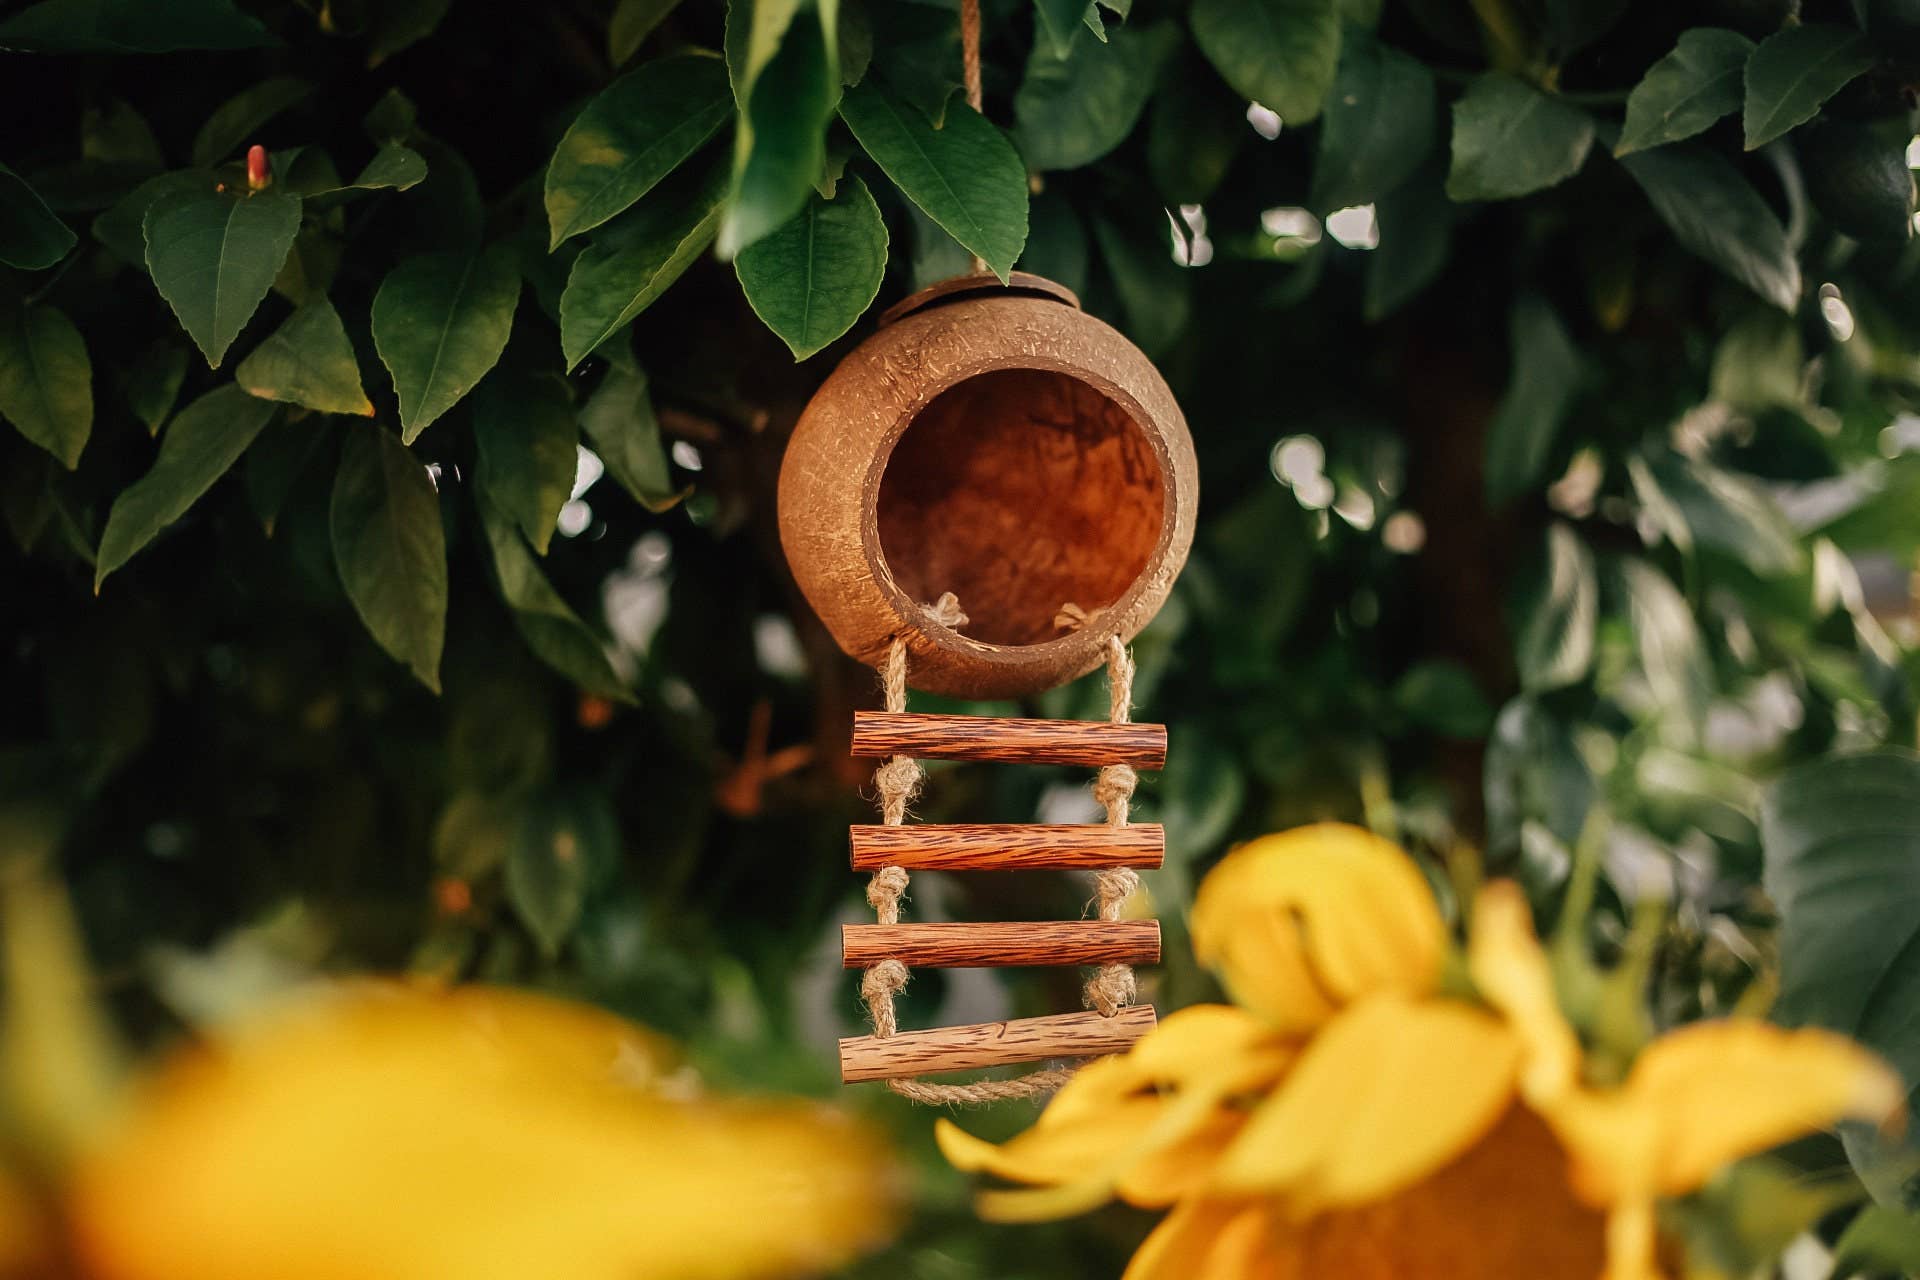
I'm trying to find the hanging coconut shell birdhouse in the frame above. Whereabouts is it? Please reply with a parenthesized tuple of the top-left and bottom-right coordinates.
(778, 272, 1197, 1101)
(780, 273, 1197, 701)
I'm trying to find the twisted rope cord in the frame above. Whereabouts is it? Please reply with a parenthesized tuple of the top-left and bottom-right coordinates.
(1085, 633, 1140, 1016)
(958, 0, 990, 278)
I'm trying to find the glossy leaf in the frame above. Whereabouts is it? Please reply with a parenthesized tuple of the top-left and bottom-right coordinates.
(1014, 20, 1178, 171)
(1743, 24, 1874, 150)
(1190, 0, 1340, 124)
(839, 81, 1027, 280)
(0, 305, 92, 470)
(1446, 73, 1593, 201)
(1619, 143, 1799, 311)
(1310, 32, 1434, 214)
(0, 165, 76, 270)
(1628, 450, 1804, 575)
(0, 0, 274, 53)
(1485, 293, 1583, 507)
(544, 53, 731, 249)
(143, 186, 303, 367)
(125, 342, 187, 436)
(190, 77, 313, 168)
(1763, 753, 1920, 1149)
(330, 424, 447, 692)
(95, 385, 276, 589)
(560, 161, 726, 370)
(1514, 522, 1596, 694)
(579, 363, 687, 512)
(235, 297, 374, 417)
(1619, 558, 1711, 739)
(285, 144, 428, 200)
(371, 247, 521, 443)
(735, 176, 887, 360)
(719, 6, 838, 258)
(1616, 28, 1753, 157)
(478, 494, 631, 702)
(474, 372, 578, 556)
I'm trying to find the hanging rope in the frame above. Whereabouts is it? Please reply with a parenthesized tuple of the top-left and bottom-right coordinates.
(858, 601, 1142, 1105)
(958, 0, 990, 279)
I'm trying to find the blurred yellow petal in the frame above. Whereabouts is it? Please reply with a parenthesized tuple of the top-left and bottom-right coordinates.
(1212, 995, 1519, 1213)
(1468, 880, 1581, 1104)
(1123, 1199, 1271, 1280)
(937, 1097, 1158, 1189)
(1117, 1107, 1248, 1206)
(67, 984, 899, 1280)
(1040, 1005, 1292, 1130)
(0, 1161, 55, 1280)
(1191, 824, 1445, 1030)
(1548, 1019, 1905, 1201)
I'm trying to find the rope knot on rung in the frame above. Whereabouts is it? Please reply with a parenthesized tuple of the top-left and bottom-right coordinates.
(865, 864, 910, 922)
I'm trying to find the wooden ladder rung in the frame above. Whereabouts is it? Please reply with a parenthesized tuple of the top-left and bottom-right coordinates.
(843, 920, 1161, 968)
(839, 1005, 1158, 1083)
(852, 711, 1167, 769)
(851, 823, 1164, 871)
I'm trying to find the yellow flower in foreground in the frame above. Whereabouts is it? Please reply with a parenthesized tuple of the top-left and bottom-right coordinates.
(939, 823, 1902, 1280)
(53, 983, 899, 1280)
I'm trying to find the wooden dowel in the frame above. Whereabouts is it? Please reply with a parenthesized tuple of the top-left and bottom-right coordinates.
(839, 1005, 1158, 1083)
(850, 823, 1164, 871)
(851, 711, 1166, 769)
(843, 920, 1160, 968)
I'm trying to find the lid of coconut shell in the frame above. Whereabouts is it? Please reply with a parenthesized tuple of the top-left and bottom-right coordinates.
(777, 272, 1198, 701)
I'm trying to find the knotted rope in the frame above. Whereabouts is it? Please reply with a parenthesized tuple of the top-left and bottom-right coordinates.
(858, 597, 1142, 1105)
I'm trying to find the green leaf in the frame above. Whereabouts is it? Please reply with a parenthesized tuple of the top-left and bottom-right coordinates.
(143, 186, 303, 368)
(244, 416, 327, 535)
(1616, 28, 1754, 157)
(329, 424, 447, 692)
(0, 305, 92, 470)
(1014, 20, 1178, 171)
(93, 171, 203, 267)
(1515, 522, 1596, 694)
(432, 791, 524, 880)
(1485, 293, 1583, 507)
(1627, 450, 1805, 574)
(735, 175, 887, 360)
(95, 385, 276, 589)
(505, 786, 620, 960)
(1310, 33, 1434, 214)
(1708, 308, 1803, 411)
(190, 77, 313, 168)
(0, 165, 76, 270)
(610, 0, 684, 65)
(719, 6, 838, 258)
(367, 0, 451, 67)
(1018, 191, 1089, 295)
(1743, 23, 1874, 150)
(1446, 73, 1594, 201)
(1393, 660, 1493, 738)
(474, 372, 578, 556)
(839, 81, 1027, 280)
(1763, 752, 1920, 1161)
(560, 161, 726, 370)
(1834, 1206, 1920, 1277)
(1485, 697, 1595, 853)
(544, 53, 732, 250)
(1034, 0, 1091, 58)
(1618, 143, 1800, 311)
(1146, 62, 1245, 204)
(125, 342, 187, 436)
(579, 363, 687, 512)
(1618, 558, 1711, 740)
(1543, 0, 1628, 56)
(285, 144, 429, 200)
(1093, 215, 1189, 357)
(478, 494, 631, 702)
(345, 143, 428, 193)
(235, 297, 375, 417)
(1191, 0, 1340, 124)
(0, 0, 274, 53)
(1365, 161, 1452, 320)
(371, 247, 521, 443)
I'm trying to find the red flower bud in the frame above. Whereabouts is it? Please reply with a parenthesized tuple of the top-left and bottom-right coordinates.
(246, 145, 270, 192)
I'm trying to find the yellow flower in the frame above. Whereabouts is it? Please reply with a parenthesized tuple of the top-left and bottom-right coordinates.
(8, 981, 899, 1280)
(941, 823, 1902, 1280)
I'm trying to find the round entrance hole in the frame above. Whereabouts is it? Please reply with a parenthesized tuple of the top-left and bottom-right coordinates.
(874, 370, 1166, 647)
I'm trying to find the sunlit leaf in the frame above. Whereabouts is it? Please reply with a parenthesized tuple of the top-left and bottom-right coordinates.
(719, 3, 838, 258)
(236, 297, 375, 417)
(544, 53, 731, 249)
(1514, 522, 1595, 694)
